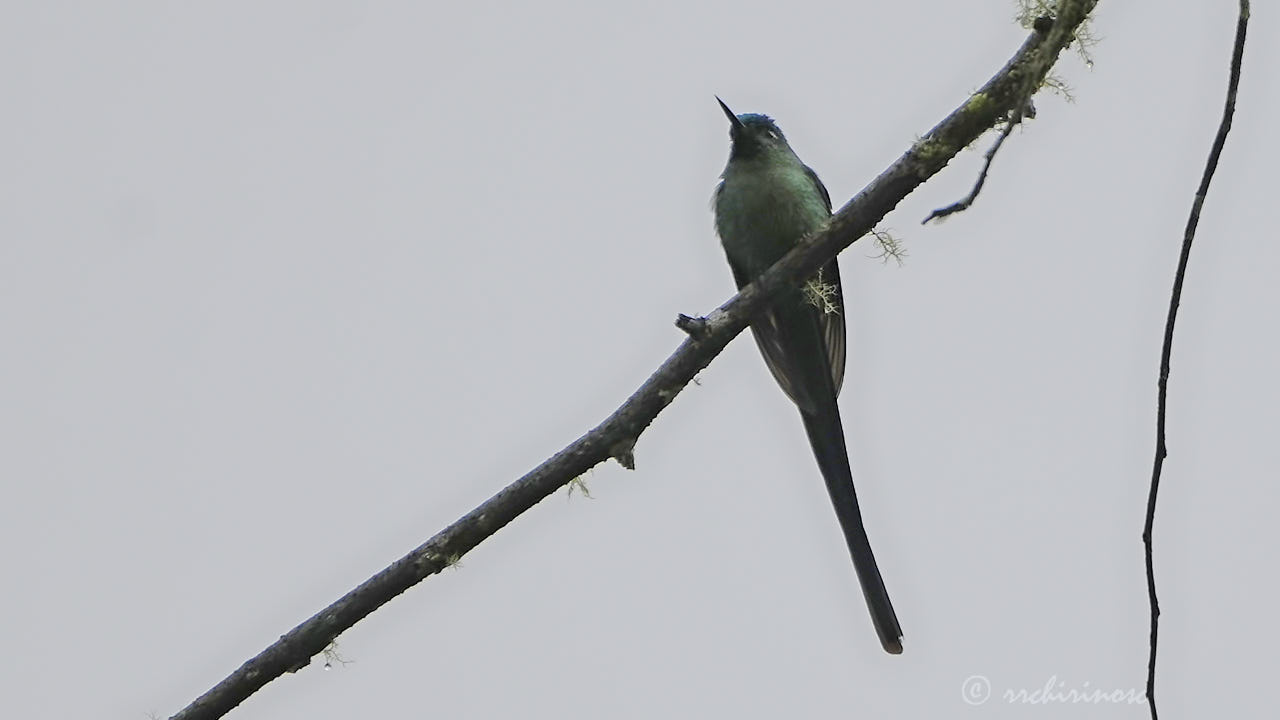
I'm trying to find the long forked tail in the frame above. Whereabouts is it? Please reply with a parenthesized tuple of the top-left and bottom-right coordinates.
(801, 405, 903, 654)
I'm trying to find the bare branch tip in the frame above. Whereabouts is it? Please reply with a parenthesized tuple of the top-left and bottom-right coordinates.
(610, 438, 637, 470)
(675, 313, 710, 340)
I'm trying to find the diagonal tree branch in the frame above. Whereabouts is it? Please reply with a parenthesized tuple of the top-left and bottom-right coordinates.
(1143, 3, 1250, 719)
(168, 3, 1097, 719)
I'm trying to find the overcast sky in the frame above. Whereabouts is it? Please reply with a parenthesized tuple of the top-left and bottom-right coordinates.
(3, 2, 1274, 718)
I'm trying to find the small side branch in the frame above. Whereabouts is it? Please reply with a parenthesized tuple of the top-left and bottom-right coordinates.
(923, 112, 1024, 224)
(1143, 3, 1249, 719)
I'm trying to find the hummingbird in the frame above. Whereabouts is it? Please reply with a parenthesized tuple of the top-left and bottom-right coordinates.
(712, 97, 902, 654)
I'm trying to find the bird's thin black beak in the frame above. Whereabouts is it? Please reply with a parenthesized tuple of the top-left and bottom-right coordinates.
(716, 96, 745, 133)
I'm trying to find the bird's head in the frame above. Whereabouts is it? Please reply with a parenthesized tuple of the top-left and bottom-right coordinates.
(717, 96, 791, 160)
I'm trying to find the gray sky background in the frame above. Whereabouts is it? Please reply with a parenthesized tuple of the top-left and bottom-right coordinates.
(3, 2, 1275, 718)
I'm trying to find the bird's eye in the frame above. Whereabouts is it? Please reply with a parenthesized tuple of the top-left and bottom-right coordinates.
(766, 129, 781, 141)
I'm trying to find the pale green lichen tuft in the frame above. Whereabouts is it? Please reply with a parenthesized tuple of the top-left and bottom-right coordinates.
(803, 267, 841, 316)
(567, 475, 593, 499)
(1015, 0, 1098, 66)
(1041, 73, 1077, 102)
(322, 641, 352, 670)
(966, 92, 995, 118)
(914, 135, 954, 169)
(869, 229, 907, 266)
